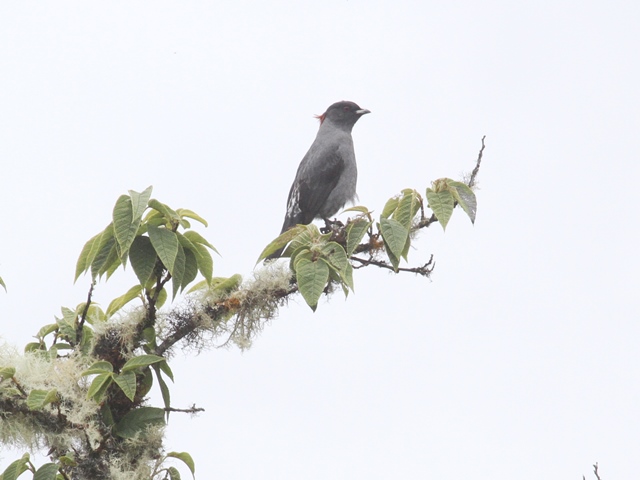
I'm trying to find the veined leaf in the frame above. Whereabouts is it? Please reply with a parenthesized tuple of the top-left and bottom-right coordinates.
(182, 230, 219, 254)
(148, 225, 179, 275)
(129, 235, 157, 286)
(167, 452, 196, 478)
(321, 242, 348, 273)
(379, 217, 409, 260)
(0, 367, 16, 379)
(113, 406, 165, 439)
(33, 462, 59, 480)
(121, 354, 166, 373)
(257, 225, 305, 262)
(114, 371, 137, 401)
(345, 218, 371, 255)
(341, 205, 371, 216)
(393, 189, 422, 229)
(129, 186, 153, 222)
(426, 188, 454, 230)
(148, 199, 179, 224)
(176, 208, 208, 227)
(191, 242, 213, 285)
(1, 454, 30, 480)
(113, 194, 138, 261)
(106, 285, 143, 318)
(86, 373, 113, 401)
(381, 196, 400, 218)
(81, 361, 113, 376)
(26, 389, 58, 410)
(171, 243, 186, 299)
(447, 180, 477, 224)
(295, 257, 330, 311)
(180, 248, 199, 292)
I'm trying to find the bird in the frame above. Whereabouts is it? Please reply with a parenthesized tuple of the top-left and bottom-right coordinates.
(268, 100, 370, 259)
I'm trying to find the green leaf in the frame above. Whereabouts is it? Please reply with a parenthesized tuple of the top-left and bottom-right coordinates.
(295, 257, 330, 311)
(0, 367, 16, 379)
(381, 197, 400, 218)
(153, 364, 171, 415)
(180, 248, 199, 292)
(36, 323, 59, 340)
(121, 354, 165, 373)
(0, 276, 6, 292)
(379, 217, 409, 260)
(167, 466, 181, 480)
(191, 242, 213, 286)
(343, 262, 355, 293)
(106, 285, 143, 318)
(113, 194, 137, 261)
(129, 236, 157, 286)
(137, 367, 154, 398)
(447, 180, 477, 224)
(1, 453, 30, 480)
(158, 359, 175, 382)
(182, 230, 219, 254)
(426, 188, 455, 230)
(56, 308, 77, 343)
(26, 389, 58, 410)
(341, 205, 371, 216)
(148, 199, 180, 224)
(171, 243, 186, 299)
(114, 371, 137, 401)
(167, 452, 196, 478)
(86, 373, 113, 401)
(211, 274, 243, 296)
(75, 231, 101, 281)
(290, 248, 312, 272)
(321, 242, 348, 273)
(345, 218, 371, 256)
(176, 208, 208, 227)
(58, 455, 77, 467)
(33, 463, 59, 480)
(81, 361, 113, 376)
(129, 186, 153, 222)
(100, 403, 115, 427)
(148, 225, 179, 275)
(393, 190, 422, 229)
(90, 225, 116, 279)
(256, 225, 306, 262)
(186, 279, 208, 294)
(96, 240, 121, 278)
(113, 406, 165, 439)
(155, 287, 168, 309)
(24, 342, 44, 353)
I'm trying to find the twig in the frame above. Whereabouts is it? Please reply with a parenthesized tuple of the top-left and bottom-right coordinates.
(468, 135, 485, 189)
(165, 405, 205, 414)
(350, 254, 434, 277)
(593, 463, 601, 480)
(76, 281, 95, 343)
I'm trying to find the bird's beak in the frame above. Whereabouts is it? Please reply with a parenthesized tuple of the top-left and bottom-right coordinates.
(356, 109, 371, 115)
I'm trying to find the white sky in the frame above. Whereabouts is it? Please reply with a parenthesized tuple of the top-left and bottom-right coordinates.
(1, 1, 639, 478)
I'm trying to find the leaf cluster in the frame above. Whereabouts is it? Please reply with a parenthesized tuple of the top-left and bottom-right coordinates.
(258, 180, 477, 310)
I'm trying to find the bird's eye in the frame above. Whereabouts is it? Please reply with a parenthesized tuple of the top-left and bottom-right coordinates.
(343, 106, 350, 111)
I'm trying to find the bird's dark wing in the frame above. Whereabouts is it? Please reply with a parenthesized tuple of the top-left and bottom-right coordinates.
(278, 148, 344, 233)
(297, 149, 344, 223)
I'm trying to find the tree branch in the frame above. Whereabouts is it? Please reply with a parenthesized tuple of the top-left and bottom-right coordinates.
(350, 254, 434, 276)
(165, 404, 205, 414)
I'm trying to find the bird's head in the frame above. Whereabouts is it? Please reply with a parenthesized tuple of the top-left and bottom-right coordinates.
(315, 101, 370, 129)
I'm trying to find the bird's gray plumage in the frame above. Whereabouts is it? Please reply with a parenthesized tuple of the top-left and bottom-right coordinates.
(269, 101, 370, 258)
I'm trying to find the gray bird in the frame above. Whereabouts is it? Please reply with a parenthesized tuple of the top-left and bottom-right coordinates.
(268, 100, 370, 258)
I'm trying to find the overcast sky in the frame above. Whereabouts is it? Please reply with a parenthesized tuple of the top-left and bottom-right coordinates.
(1, 1, 639, 479)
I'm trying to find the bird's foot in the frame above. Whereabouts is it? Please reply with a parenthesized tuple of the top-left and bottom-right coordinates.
(321, 218, 344, 234)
